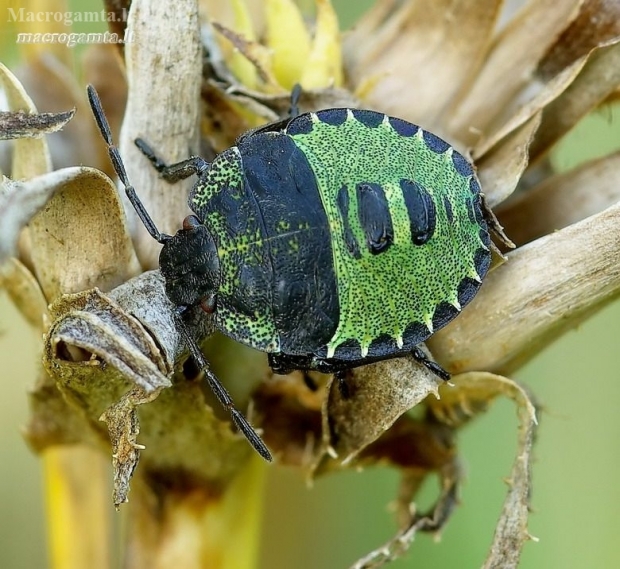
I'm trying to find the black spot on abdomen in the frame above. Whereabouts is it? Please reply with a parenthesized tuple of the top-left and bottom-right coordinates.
(400, 179, 437, 246)
(356, 182, 394, 254)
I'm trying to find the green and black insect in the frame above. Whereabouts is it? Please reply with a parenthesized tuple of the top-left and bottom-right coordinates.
(87, 85, 509, 461)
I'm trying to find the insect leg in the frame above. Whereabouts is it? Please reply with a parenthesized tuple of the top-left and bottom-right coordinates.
(334, 370, 350, 399)
(411, 346, 451, 381)
(479, 193, 515, 249)
(174, 311, 273, 462)
(288, 83, 302, 118)
(135, 138, 209, 183)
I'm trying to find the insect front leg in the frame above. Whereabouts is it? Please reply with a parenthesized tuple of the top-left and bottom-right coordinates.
(135, 138, 209, 183)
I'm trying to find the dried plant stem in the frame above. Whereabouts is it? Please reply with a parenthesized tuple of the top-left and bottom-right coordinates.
(43, 446, 111, 569)
(124, 455, 267, 569)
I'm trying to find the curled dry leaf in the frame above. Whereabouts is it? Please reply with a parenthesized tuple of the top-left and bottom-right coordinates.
(444, 0, 582, 143)
(0, 167, 138, 295)
(0, 172, 62, 265)
(42, 271, 251, 504)
(429, 373, 537, 569)
(472, 58, 586, 160)
(538, 0, 620, 79)
(319, 356, 442, 465)
(45, 283, 171, 395)
(530, 40, 620, 161)
(27, 167, 140, 301)
(477, 112, 542, 208)
(255, 358, 446, 476)
(428, 200, 620, 375)
(352, 372, 537, 569)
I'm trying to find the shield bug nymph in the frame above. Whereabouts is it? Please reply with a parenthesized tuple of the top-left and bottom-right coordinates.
(87, 84, 511, 460)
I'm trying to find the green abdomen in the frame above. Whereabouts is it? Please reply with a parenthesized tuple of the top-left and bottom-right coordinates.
(286, 109, 490, 360)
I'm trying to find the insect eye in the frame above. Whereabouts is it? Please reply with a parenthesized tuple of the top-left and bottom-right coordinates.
(200, 294, 217, 314)
(183, 215, 201, 230)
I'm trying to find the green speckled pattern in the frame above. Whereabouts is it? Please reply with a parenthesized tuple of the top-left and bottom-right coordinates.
(289, 112, 487, 358)
(191, 148, 280, 351)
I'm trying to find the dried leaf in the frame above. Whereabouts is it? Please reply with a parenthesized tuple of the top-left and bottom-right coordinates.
(0, 61, 51, 178)
(318, 356, 442, 466)
(469, 2, 620, 157)
(428, 200, 620, 374)
(445, 0, 582, 142)
(0, 257, 48, 329)
(538, 0, 620, 78)
(530, 40, 620, 161)
(43, 272, 252, 504)
(352, 372, 537, 568)
(477, 112, 542, 207)
(344, 0, 503, 130)
(46, 285, 171, 394)
(472, 58, 585, 159)
(121, 0, 202, 269)
(0, 168, 104, 266)
(429, 372, 537, 569)
(0, 109, 74, 139)
(498, 150, 620, 246)
(26, 167, 140, 301)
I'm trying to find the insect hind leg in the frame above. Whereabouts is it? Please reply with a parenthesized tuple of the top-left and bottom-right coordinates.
(410, 346, 450, 381)
(288, 83, 302, 118)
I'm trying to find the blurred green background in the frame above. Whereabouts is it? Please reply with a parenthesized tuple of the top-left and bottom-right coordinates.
(2, 1, 620, 568)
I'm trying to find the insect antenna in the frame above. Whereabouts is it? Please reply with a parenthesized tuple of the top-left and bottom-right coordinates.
(86, 84, 169, 244)
(86, 85, 272, 461)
